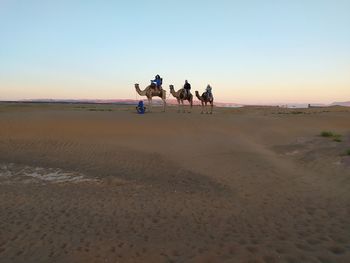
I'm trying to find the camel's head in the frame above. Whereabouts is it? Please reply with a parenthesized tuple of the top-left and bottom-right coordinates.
(169, 85, 174, 91)
(134, 83, 139, 88)
(195, 91, 200, 96)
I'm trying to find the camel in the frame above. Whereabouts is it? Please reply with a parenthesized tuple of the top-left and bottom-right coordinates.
(169, 85, 193, 113)
(195, 90, 214, 114)
(134, 83, 166, 112)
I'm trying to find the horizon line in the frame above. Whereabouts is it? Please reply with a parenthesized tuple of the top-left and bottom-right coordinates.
(1, 98, 349, 107)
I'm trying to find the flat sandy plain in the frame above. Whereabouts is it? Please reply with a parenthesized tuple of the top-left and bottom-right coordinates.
(0, 102, 349, 263)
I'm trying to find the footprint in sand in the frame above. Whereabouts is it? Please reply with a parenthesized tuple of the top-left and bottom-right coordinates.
(246, 246, 259, 254)
(328, 246, 345, 255)
(263, 255, 278, 263)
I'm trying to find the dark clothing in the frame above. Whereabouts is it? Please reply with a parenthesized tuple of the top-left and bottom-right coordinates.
(151, 76, 163, 91)
(183, 82, 191, 98)
(151, 78, 162, 87)
(184, 82, 191, 91)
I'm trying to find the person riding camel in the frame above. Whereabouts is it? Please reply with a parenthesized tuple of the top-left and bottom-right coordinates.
(150, 75, 163, 91)
(183, 80, 191, 98)
(205, 84, 212, 99)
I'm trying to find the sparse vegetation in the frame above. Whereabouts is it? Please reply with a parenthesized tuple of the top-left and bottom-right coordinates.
(74, 105, 113, 111)
(320, 131, 342, 142)
(321, 131, 334, 137)
(88, 108, 112, 112)
(333, 135, 342, 142)
(276, 111, 304, 115)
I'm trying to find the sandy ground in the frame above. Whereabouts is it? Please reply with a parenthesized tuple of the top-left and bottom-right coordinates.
(0, 102, 349, 263)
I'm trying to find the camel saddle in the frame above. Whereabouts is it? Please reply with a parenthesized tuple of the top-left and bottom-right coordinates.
(180, 89, 191, 100)
(150, 83, 163, 94)
(203, 92, 212, 100)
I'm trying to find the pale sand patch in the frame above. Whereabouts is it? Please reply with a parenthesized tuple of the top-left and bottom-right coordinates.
(0, 163, 99, 184)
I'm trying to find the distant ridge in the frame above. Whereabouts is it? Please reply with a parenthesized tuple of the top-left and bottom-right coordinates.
(2, 99, 349, 108)
(21, 99, 138, 105)
(331, 101, 350, 107)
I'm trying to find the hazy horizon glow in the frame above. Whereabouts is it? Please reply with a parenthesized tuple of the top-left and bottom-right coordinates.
(1, 0, 350, 104)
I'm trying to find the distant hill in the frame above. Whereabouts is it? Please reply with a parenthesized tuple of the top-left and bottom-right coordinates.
(19, 99, 139, 105)
(331, 101, 350, 107)
(8, 99, 349, 108)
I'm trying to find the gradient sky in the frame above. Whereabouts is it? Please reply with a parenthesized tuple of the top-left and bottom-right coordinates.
(1, 0, 350, 104)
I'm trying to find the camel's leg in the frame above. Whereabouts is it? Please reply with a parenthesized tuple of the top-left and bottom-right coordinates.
(148, 98, 152, 112)
(162, 99, 166, 112)
(182, 100, 185, 113)
(205, 102, 208, 114)
(162, 92, 166, 112)
(201, 102, 204, 114)
(210, 101, 213, 114)
(188, 98, 192, 113)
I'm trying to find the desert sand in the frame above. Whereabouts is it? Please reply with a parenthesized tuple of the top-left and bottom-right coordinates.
(0, 102, 349, 263)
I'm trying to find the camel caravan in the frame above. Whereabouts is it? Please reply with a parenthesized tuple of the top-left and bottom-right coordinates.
(135, 75, 214, 114)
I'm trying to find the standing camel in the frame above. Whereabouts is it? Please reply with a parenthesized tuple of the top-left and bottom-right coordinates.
(134, 83, 166, 112)
(169, 85, 193, 113)
(195, 90, 214, 114)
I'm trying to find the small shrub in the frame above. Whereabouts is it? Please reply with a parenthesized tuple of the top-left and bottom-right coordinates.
(321, 131, 334, 137)
(333, 135, 342, 142)
(87, 108, 112, 111)
(320, 131, 342, 142)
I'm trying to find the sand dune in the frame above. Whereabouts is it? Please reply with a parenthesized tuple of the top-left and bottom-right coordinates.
(0, 103, 349, 263)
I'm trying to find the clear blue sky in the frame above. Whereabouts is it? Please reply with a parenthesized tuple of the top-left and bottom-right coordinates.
(1, 0, 350, 103)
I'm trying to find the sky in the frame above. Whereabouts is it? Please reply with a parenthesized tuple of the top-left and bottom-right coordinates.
(0, 0, 350, 104)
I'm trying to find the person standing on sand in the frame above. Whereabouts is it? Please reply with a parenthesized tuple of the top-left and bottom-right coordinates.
(183, 80, 191, 98)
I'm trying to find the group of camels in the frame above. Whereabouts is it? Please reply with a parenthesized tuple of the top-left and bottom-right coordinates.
(134, 83, 214, 114)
